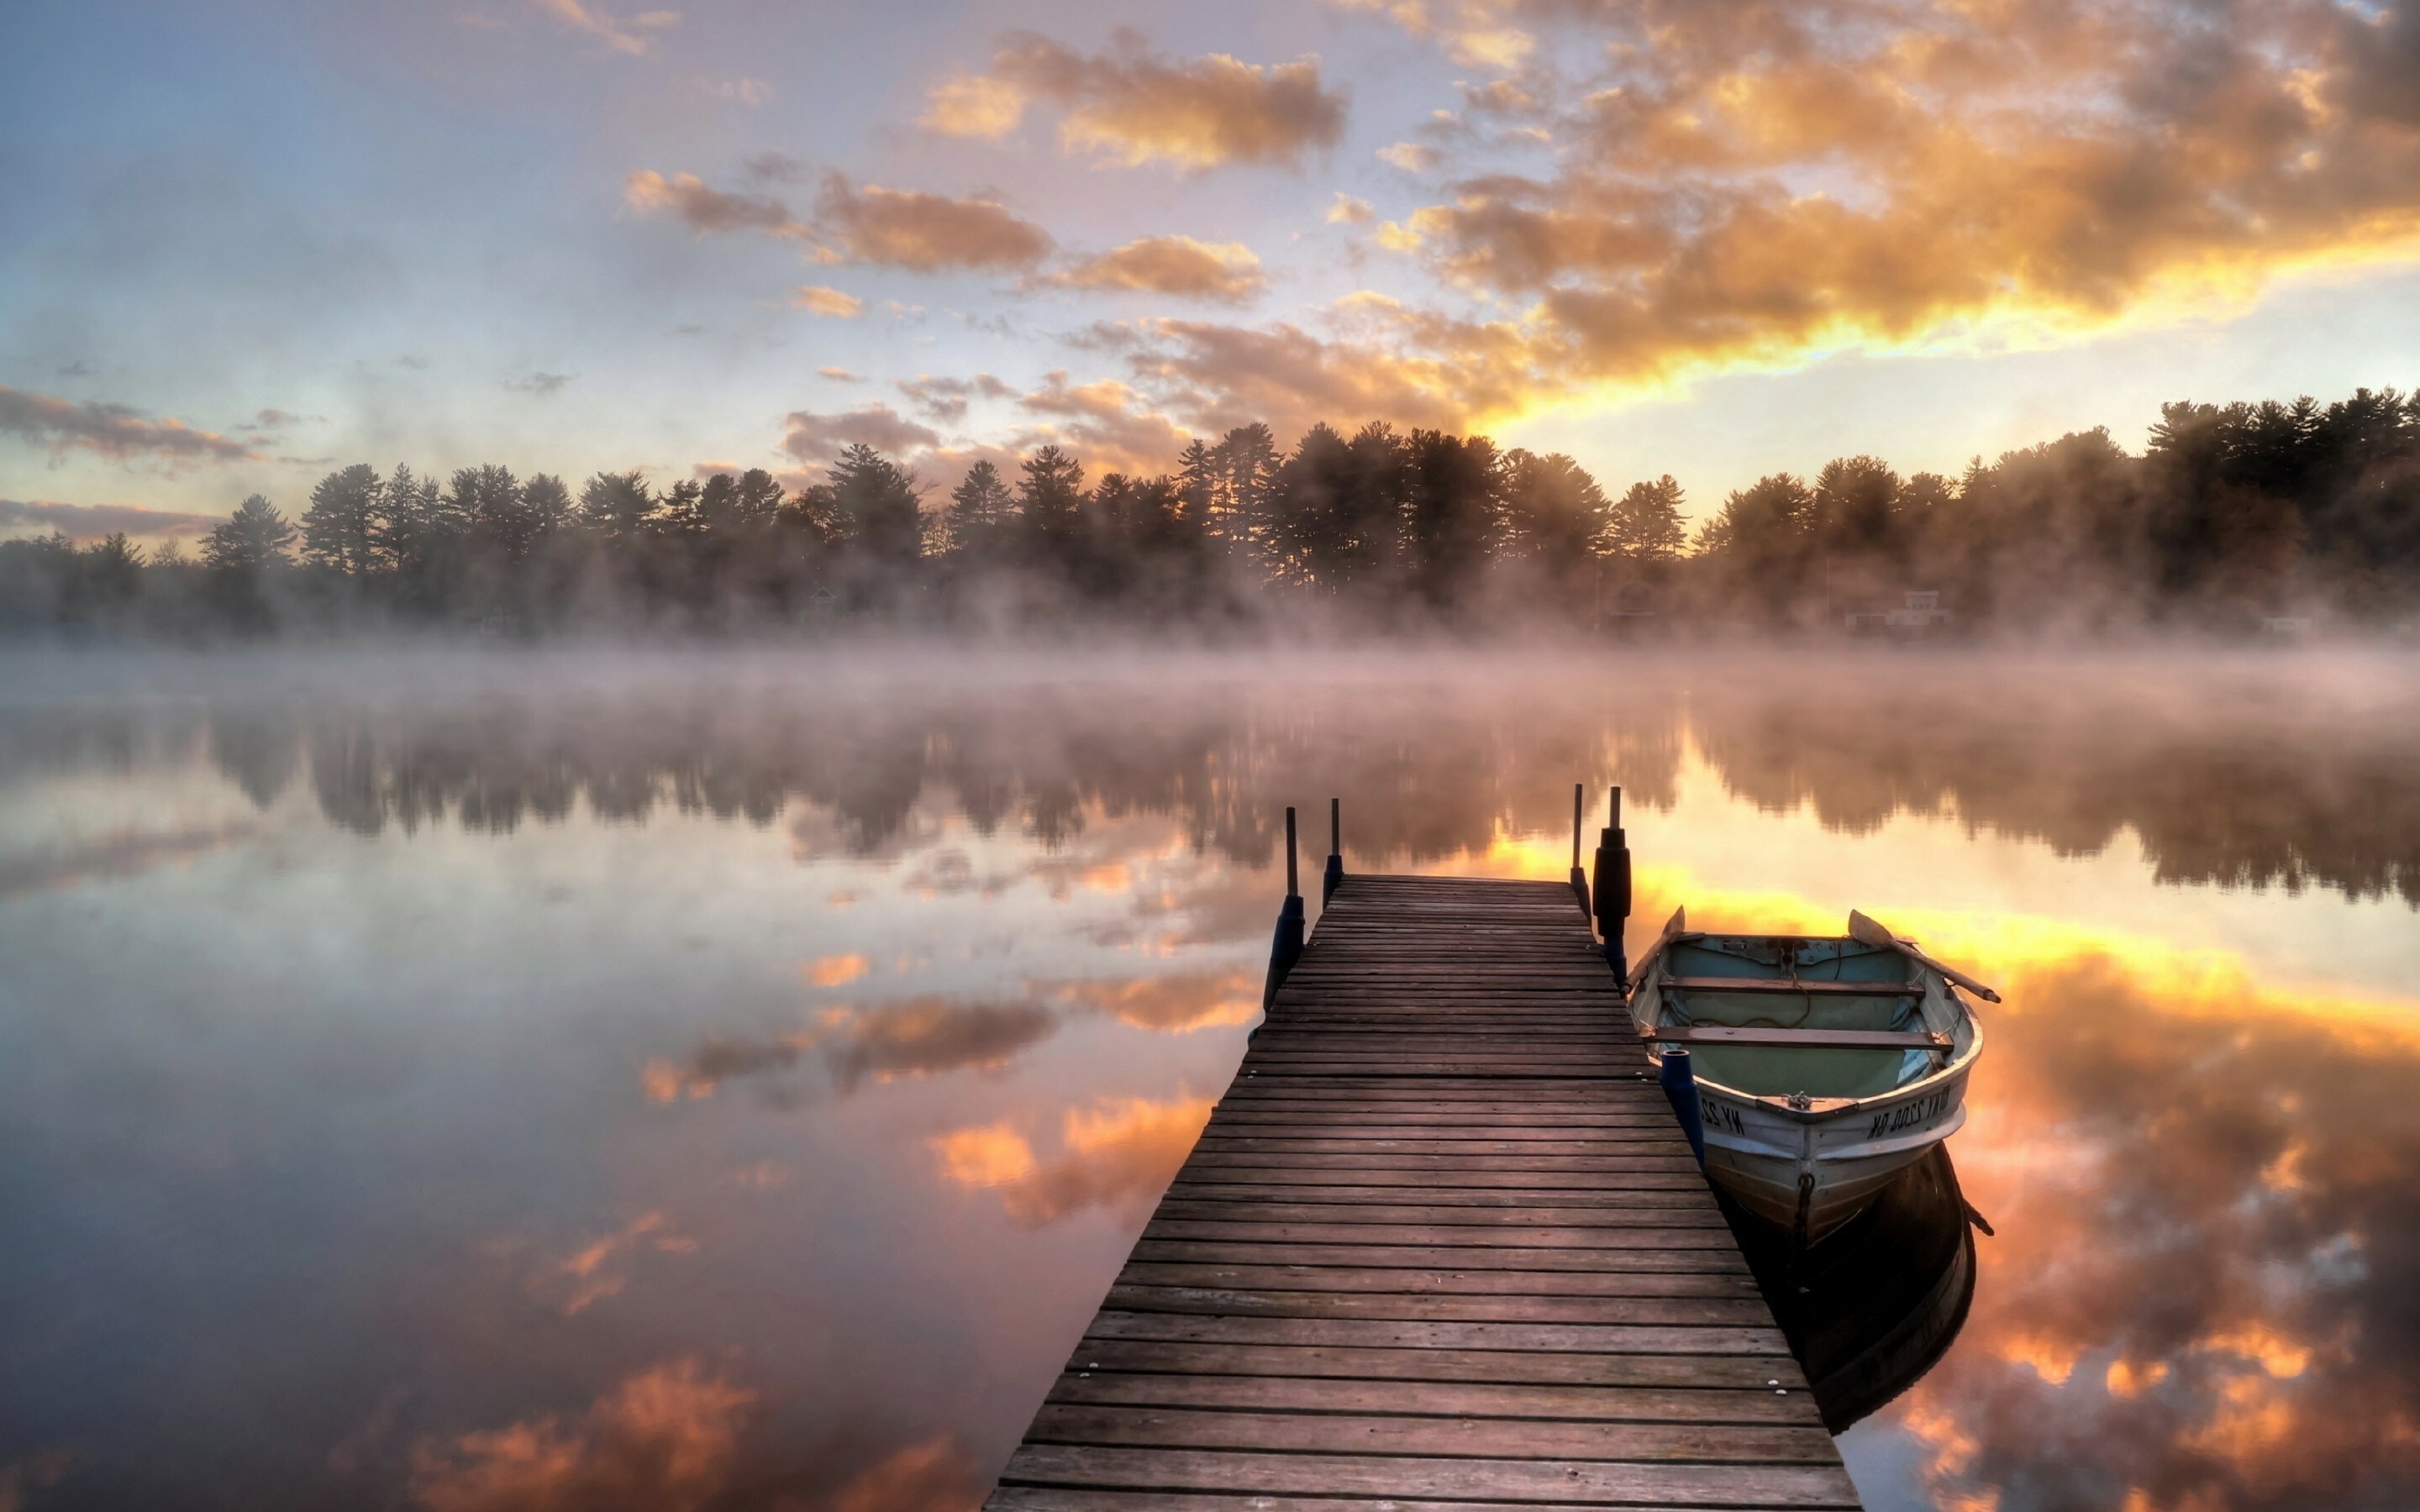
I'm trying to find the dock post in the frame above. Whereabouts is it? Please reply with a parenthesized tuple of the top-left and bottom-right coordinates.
(1263, 806, 1306, 1009)
(1322, 797, 1344, 906)
(1592, 785, 1633, 981)
(1659, 1047, 1707, 1166)
(1568, 782, 1589, 914)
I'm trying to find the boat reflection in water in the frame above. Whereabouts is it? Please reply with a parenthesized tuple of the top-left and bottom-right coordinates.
(1719, 1145, 1985, 1432)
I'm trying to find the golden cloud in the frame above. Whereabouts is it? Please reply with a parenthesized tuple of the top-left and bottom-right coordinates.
(803, 953, 871, 986)
(829, 1436, 988, 1512)
(623, 171, 805, 238)
(792, 285, 865, 318)
(1014, 371, 1193, 474)
(1018, 0, 2420, 444)
(925, 34, 1348, 171)
(530, 0, 677, 56)
(409, 1357, 750, 1512)
(780, 403, 943, 464)
(1046, 969, 1261, 1032)
(1044, 235, 1269, 303)
(525, 1211, 698, 1315)
(1326, 192, 1376, 224)
(624, 171, 1051, 272)
(643, 996, 1057, 1103)
(812, 176, 1054, 272)
(930, 1092, 1216, 1226)
(0, 386, 259, 465)
(1380, 0, 2420, 391)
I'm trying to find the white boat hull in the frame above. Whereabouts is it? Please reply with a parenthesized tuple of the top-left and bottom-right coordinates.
(1693, 1069, 1971, 1242)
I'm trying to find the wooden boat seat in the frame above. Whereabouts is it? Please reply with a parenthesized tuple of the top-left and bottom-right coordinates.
(1640, 1024, 1952, 1051)
(1661, 975, 1924, 996)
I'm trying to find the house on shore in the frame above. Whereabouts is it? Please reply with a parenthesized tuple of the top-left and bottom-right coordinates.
(1844, 590, 1954, 637)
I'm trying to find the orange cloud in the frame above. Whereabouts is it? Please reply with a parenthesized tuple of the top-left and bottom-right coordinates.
(804, 953, 870, 986)
(1044, 235, 1269, 303)
(811, 176, 1053, 272)
(409, 1357, 750, 1512)
(780, 404, 943, 465)
(1360, 0, 2420, 396)
(530, 0, 678, 56)
(624, 171, 1051, 274)
(829, 1436, 987, 1512)
(644, 997, 1057, 1102)
(1048, 969, 1260, 1032)
(1013, 373, 1192, 475)
(926, 34, 1348, 171)
(526, 1211, 697, 1315)
(0, 385, 259, 465)
(623, 171, 805, 239)
(792, 285, 864, 318)
(929, 1092, 1214, 1226)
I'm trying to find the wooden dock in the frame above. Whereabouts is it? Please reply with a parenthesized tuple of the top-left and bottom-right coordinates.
(985, 874, 1865, 1511)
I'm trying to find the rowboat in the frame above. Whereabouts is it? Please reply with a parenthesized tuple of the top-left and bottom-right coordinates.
(1628, 908, 1990, 1244)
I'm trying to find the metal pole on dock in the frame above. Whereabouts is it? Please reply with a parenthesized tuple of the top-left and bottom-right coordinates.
(1264, 806, 1306, 1009)
(1323, 797, 1344, 906)
(1592, 785, 1633, 982)
(1659, 1047, 1707, 1166)
(1569, 782, 1589, 913)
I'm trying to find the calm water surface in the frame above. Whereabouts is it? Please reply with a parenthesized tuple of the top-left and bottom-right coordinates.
(3, 647, 2417, 1512)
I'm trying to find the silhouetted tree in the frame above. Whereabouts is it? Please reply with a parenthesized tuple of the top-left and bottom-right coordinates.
(1018, 445, 1086, 570)
(1607, 476, 1687, 564)
(945, 459, 1014, 560)
(205, 495, 297, 572)
(301, 464, 382, 575)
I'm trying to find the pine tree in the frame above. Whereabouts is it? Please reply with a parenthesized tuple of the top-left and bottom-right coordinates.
(1018, 445, 1086, 568)
(301, 464, 382, 575)
(1607, 476, 1687, 564)
(946, 459, 1014, 560)
(204, 495, 297, 572)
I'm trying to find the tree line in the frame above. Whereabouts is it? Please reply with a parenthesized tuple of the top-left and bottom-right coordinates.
(3, 384, 2415, 637)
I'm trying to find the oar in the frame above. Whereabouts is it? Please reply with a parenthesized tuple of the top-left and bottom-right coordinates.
(1849, 910, 2002, 1004)
(1625, 906, 1691, 994)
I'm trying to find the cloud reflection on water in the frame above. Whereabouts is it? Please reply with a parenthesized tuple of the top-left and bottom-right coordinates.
(5, 652, 2420, 1511)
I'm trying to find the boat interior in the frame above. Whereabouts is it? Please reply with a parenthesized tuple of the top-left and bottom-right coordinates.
(1645, 936, 1954, 1099)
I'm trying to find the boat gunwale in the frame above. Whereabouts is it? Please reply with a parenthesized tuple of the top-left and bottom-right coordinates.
(1630, 929, 1988, 1126)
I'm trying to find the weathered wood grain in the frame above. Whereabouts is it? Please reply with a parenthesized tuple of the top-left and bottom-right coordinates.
(981, 873, 1858, 1512)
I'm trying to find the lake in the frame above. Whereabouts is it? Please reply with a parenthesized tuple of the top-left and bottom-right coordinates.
(3, 646, 2417, 1512)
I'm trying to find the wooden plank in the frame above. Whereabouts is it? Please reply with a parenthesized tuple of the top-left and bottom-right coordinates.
(1113, 1257, 1761, 1287)
(1144, 1217, 1738, 1244)
(993, 1446, 1863, 1507)
(1022, 1404, 1841, 1462)
(1043, 1369, 1820, 1424)
(986, 874, 1860, 1512)
(1102, 1286, 1770, 1326)
(1054, 1339, 1807, 1390)
(1160, 1184, 1723, 1210)
(1128, 1240, 1744, 1268)
(992, 1489, 1822, 1512)
(1149, 1202, 1732, 1229)
(1084, 1311, 1791, 1356)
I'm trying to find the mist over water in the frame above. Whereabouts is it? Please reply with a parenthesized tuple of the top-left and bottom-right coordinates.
(3, 645, 2418, 1511)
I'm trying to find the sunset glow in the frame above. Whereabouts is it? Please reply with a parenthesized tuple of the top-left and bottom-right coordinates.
(7, 1, 2420, 543)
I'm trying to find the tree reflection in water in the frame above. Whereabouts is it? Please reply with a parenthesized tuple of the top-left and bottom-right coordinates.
(3, 649, 2418, 1511)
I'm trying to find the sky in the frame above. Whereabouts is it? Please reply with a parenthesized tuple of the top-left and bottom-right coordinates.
(4, 0, 2420, 544)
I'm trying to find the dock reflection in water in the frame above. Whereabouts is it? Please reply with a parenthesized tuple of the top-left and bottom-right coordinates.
(3, 648, 2418, 1511)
